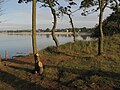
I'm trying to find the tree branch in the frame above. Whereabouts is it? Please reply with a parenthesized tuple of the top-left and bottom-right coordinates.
(102, 0, 109, 11)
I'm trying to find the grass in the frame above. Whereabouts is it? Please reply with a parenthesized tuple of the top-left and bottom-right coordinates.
(0, 34, 120, 90)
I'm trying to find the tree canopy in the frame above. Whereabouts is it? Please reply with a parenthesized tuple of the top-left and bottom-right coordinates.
(92, 11, 120, 36)
(80, 0, 120, 16)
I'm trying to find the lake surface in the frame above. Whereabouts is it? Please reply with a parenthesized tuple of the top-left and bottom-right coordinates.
(0, 34, 91, 58)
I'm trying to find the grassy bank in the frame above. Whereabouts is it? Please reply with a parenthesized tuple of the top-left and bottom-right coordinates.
(0, 34, 120, 90)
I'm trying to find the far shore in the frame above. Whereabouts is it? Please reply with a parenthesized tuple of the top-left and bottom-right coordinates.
(0, 32, 91, 35)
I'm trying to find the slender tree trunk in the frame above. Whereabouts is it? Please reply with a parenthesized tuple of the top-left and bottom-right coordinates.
(49, 1, 59, 47)
(68, 14, 76, 42)
(32, 0, 37, 71)
(98, 0, 104, 55)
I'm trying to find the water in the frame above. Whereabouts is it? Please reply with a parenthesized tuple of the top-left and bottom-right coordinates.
(0, 34, 91, 58)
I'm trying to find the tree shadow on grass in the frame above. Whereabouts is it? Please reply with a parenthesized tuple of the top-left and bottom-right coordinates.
(7, 65, 34, 74)
(45, 64, 120, 89)
(45, 48, 94, 59)
(0, 70, 47, 90)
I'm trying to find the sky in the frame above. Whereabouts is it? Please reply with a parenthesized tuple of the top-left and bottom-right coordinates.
(0, 0, 113, 31)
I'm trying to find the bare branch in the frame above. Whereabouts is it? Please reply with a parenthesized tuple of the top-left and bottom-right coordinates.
(102, 0, 109, 11)
(70, 8, 80, 14)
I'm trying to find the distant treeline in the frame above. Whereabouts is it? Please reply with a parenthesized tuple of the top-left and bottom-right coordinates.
(0, 27, 94, 33)
(0, 30, 31, 33)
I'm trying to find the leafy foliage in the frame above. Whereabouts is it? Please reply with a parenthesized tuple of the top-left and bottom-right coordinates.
(92, 11, 120, 37)
(80, 0, 120, 16)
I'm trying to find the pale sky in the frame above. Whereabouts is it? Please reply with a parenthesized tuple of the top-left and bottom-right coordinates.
(0, 0, 113, 31)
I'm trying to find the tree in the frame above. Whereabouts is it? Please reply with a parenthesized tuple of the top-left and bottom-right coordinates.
(98, 0, 104, 55)
(45, 28, 50, 32)
(57, 0, 79, 42)
(58, 6, 77, 42)
(93, 11, 120, 36)
(80, 0, 120, 55)
(19, 0, 60, 47)
(32, 0, 38, 71)
(18, 0, 38, 71)
(47, 0, 59, 47)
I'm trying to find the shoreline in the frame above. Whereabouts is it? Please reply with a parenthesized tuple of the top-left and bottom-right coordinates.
(0, 32, 91, 35)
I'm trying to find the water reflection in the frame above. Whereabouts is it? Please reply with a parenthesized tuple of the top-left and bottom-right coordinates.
(41, 34, 82, 38)
(81, 35, 87, 40)
(0, 34, 91, 58)
(46, 34, 50, 38)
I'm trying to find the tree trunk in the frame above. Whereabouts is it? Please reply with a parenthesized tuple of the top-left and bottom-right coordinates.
(98, 0, 104, 55)
(32, 0, 37, 71)
(68, 14, 76, 42)
(49, 1, 59, 47)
